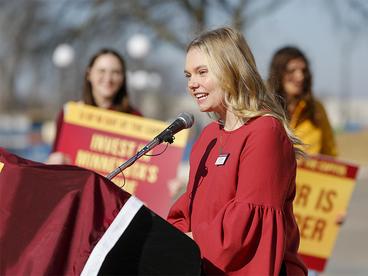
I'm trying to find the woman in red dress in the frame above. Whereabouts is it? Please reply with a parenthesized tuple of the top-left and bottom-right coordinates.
(167, 27, 307, 275)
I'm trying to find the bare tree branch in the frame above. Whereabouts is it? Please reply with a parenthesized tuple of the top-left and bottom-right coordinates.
(245, 0, 291, 30)
(0, 0, 301, 114)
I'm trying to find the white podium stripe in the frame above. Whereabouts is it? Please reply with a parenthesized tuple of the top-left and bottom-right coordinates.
(80, 196, 144, 276)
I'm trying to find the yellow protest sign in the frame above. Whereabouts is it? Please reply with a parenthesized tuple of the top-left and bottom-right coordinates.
(63, 102, 188, 147)
(294, 155, 359, 271)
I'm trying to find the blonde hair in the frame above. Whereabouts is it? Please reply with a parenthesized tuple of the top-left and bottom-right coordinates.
(187, 27, 304, 158)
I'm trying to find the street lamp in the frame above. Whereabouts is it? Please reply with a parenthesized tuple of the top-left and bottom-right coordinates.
(126, 34, 163, 118)
(52, 43, 75, 68)
(52, 43, 75, 105)
(126, 33, 151, 59)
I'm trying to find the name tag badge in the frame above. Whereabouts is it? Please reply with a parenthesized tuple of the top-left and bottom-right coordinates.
(215, 153, 230, 166)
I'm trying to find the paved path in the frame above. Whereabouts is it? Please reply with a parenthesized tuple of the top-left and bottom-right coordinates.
(322, 169, 368, 275)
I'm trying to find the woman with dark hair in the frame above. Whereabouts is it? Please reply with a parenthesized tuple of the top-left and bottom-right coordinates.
(269, 47, 343, 276)
(47, 48, 141, 164)
(82, 48, 139, 113)
(268, 46, 337, 156)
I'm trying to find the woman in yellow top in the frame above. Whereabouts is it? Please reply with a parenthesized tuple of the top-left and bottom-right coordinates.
(268, 46, 337, 157)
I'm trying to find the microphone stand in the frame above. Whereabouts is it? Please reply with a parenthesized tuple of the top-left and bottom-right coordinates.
(106, 133, 174, 181)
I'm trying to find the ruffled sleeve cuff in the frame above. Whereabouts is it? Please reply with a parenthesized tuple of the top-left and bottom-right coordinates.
(193, 201, 286, 275)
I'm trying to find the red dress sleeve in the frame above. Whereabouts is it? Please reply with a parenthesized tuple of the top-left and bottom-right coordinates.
(168, 136, 203, 233)
(167, 193, 191, 233)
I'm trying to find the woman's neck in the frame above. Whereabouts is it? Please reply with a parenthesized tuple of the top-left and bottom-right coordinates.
(287, 96, 300, 115)
(94, 96, 113, 109)
(221, 110, 243, 131)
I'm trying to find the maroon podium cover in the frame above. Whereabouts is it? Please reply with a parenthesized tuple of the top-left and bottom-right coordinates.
(0, 148, 201, 275)
(0, 147, 143, 275)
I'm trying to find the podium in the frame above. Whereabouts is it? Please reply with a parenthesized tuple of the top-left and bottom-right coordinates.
(0, 148, 201, 275)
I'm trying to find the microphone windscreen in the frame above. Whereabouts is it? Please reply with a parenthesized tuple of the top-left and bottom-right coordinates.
(177, 112, 194, 129)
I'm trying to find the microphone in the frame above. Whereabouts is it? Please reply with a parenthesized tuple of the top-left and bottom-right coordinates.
(106, 112, 194, 180)
(155, 112, 195, 143)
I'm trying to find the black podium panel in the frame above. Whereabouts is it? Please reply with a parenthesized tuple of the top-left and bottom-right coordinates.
(99, 206, 202, 275)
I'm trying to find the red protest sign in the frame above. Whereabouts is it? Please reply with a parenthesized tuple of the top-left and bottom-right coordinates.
(55, 102, 189, 218)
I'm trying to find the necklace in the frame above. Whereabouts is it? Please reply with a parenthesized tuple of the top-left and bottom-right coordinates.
(215, 116, 244, 166)
(218, 129, 228, 155)
(217, 117, 243, 154)
(215, 127, 230, 166)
